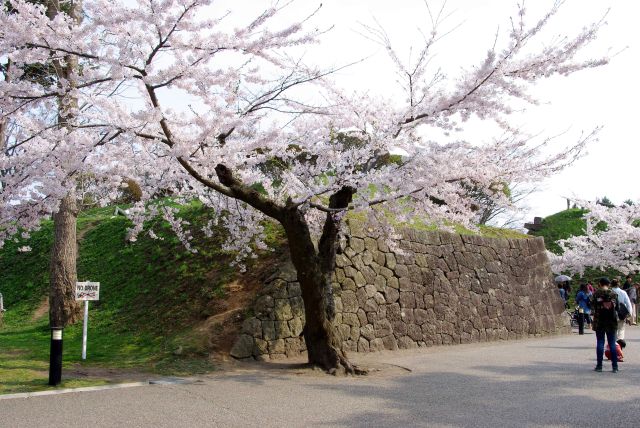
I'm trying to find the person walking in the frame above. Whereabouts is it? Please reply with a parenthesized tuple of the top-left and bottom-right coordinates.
(558, 283, 567, 306)
(625, 281, 638, 325)
(612, 279, 632, 339)
(576, 283, 592, 326)
(563, 282, 572, 309)
(634, 283, 640, 324)
(591, 277, 619, 373)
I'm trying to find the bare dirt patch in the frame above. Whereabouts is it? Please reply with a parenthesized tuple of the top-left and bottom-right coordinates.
(196, 255, 281, 362)
(31, 298, 49, 321)
(66, 364, 153, 383)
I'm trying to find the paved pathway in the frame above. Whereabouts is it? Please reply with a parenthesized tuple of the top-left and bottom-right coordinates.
(2, 326, 640, 427)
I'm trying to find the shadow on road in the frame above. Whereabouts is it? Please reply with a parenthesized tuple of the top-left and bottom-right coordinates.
(305, 360, 640, 427)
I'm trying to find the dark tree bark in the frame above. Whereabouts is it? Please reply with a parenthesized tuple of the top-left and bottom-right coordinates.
(46, 0, 83, 327)
(282, 185, 364, 374)
(49, 190, 81, 327)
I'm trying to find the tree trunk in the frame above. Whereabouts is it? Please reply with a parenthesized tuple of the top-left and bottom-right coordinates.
(281, 186, 364, 374)
(281, 210, 346, 373)
(49, 190, 81, 327)
(46, 0, 83, 328)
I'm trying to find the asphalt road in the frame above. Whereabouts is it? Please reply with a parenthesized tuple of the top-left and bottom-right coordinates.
(2, 326, 640, 427)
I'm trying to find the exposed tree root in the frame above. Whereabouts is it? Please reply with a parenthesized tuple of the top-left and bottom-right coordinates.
(337, 353, 369, 376)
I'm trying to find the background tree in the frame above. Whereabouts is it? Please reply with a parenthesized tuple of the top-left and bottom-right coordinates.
(1, 0, 607, 372)
(550, 200, 640, 275)
(596, 196, 615, 208)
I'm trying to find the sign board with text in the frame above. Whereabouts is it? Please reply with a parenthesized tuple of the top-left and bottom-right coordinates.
(75, 282, 100, 301)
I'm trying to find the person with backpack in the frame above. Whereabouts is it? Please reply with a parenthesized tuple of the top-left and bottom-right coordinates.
(611, 279, 632, 340)
(591, 277, 619, 373)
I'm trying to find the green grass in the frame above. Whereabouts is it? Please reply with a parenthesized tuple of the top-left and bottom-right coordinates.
(528, 208, 588, 254)
(0, 202, 277, 394)
(347, 210, 528, 239)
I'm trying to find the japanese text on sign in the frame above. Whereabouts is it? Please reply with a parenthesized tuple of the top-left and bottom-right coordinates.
(75, 282, 100, 301)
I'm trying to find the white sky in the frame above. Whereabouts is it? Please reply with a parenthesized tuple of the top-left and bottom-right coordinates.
(222, 0, 638, 224)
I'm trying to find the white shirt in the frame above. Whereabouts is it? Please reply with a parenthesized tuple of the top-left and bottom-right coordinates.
(613, 287, 633, 314)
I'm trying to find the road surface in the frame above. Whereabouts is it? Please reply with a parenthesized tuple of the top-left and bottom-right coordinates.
(2, 326, 640, 427)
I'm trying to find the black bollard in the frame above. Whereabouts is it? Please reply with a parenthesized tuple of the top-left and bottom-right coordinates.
(48, 327, 63, 386)
(577, 310, 585, 335)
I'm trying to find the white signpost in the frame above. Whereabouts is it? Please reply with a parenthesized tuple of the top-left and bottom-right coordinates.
(75, 281, 100, 360)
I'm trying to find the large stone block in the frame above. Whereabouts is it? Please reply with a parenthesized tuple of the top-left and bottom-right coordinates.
(288, 317, 304, 336)
(275, 320, 292, 338)
(385, 287, 400, 304)
(394, 264, 409, 278)
(338, 323, 352, 341)
(408, 265, 423, 283)
(398, 336, 418, 349)
(358, 337, 370, 353)
(381, 335, 399, 350)
(230, 334, 255, 359)
(285, 338, 304, 357)
(387, 276, 399, 289)
(364, 237, 378, 253)
(399, 291, 416, 308)
(356, 287, 368, 308)
(362, 266, 377, 284)
(374, 275, 387, 291)
(357, 308, 368, 326)
(362, 250, 374, 266)
(274, 299, 293, 321)
(361, 324, 376, 341)
(263, 321, 277, 341)
(350, 237, 366, 253)
(374, 319, 393, 337)
(364, 283, 377, 298)
(407, 324, 423, 341)
(377, 237, 390, 253)
(391, 320, 407, 336)
(386, 303, 402, 321)
(253, 338, 269, 356)
(241, 317, 263, 337)
(343, 312, 360, 327)
(399, 277, 413, 291)
(336, 254, 352, 267)
(342, 277, 357, 291)
(268, 339, 285, 354)
(414, 309, 429, 326)
(341, 290, 359, 313)
(370, 338, 385, 352)
(290, 296, 305, 318)
(255, 295, 275, 319)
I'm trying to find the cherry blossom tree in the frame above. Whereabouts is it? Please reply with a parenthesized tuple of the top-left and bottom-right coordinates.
(549, 201, 640, 275)
(1, 0, 607, 372)
(1, 0, 88, 326)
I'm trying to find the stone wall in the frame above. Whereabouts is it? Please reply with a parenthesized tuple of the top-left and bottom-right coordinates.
(230, 223, 568, 360)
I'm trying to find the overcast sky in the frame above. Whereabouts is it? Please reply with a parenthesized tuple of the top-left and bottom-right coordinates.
(222, 0, 638, 224)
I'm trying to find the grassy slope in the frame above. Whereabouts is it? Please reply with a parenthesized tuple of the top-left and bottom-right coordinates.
(0, 203, 283, 394)
(528, 208, 588, 254)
